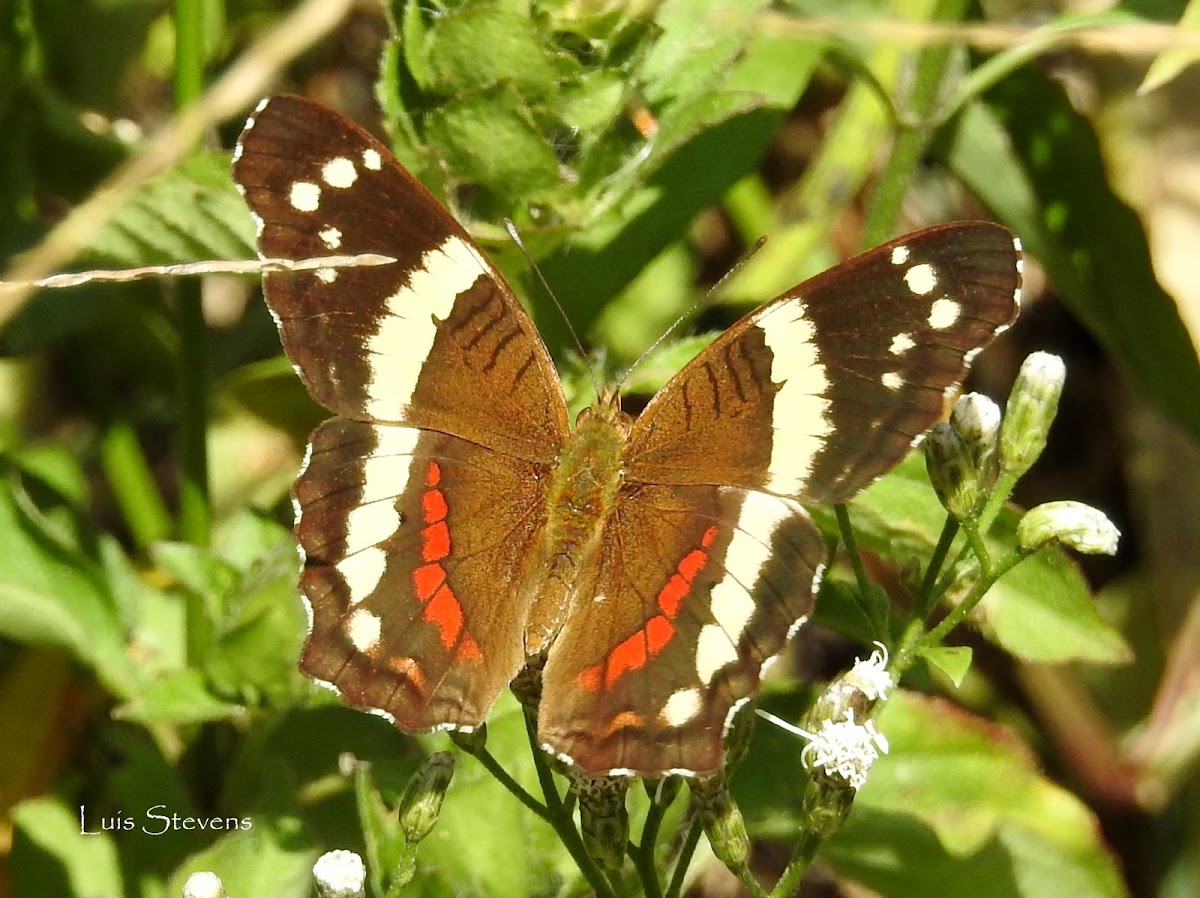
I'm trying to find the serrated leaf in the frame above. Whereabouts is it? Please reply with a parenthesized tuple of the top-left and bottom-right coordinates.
(87, 152, 256, 267)
(425, 84, 563, 202)
(822, 692, 1127, 898)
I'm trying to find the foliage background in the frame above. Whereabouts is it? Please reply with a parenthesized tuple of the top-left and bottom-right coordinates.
(1, 0, 1199, 896)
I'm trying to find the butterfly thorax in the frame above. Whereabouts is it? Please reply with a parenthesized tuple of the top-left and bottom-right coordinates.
(523, 394, 633, 655)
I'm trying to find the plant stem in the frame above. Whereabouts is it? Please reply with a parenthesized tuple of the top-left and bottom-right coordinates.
(664, 819, 702, 898)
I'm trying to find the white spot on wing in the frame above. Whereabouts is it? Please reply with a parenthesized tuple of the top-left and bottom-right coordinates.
(661, 688, 702, 727)
(928, 297, 961, 329)
(319, 226, 343, 249)
(889, 333, 915, 355)
(336, 427, 421, 602)
(708, 491, 790, 641)
(881, 371, 903, 391)
(316, 268, 337, 284)
(904, 263, 938, 295)
(890, 244, 910, 265)
(346, 608, 381, 653)
(696, 623, 738, 685)
(363, 236, 491, 418)
(755, 303, 833, 495)
(289, 181, 321, 212)
(322, 156, 358, 188)
(362, 148, 382, 170)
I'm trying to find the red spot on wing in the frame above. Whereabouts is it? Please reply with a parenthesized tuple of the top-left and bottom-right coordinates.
(577, 527, 721, 692)
(421, 520, 450, 561)
(408, 459, 479, 656)
(424, 584, 464, 648)
(656, 525, 720, 618)
(606, 631, 648, 688)
(413, 563, 443, 601)
(658, 574, 689, 618)
(422, 489, 448, 522)
(645, 614, 674, 654)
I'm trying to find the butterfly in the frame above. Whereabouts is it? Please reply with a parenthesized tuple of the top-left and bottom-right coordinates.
(233, 95, 1021, 777)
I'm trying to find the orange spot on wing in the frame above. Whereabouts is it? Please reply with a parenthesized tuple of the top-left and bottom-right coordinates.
(577, 665, 602, 692)
(388, 657, 427, 694)
(413, 563, 444, 602)
(702, 526, 718, 547)
(423, 584, 463, 648)
(457, 634, 482, 662)
(425, 461, 441, 486)
(604, 710, 644, 736)
(421, 521, 450, 561)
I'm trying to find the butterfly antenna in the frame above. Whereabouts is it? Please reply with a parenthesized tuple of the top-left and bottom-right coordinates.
(617, 235, 768, 393)
(504, 218, 602, 403)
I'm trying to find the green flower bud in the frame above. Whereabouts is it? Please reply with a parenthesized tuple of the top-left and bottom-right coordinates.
(182, 872, 227, 898)
(398, 752, 455, 843)
(1017, 501, 1120, 555)
(924, 422, 979, 520)
(312, 850, 366, 898)
(951, 392, 1001, 488)
(1000, 352, 1066, 479)
(572, 772, 630, 870)
(690, 774, 749, 874)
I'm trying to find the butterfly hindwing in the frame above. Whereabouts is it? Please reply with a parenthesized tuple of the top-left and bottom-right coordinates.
(296, 418, 550, 730)
(624, 223, 1022, 503)
(538, 483, 825, 776)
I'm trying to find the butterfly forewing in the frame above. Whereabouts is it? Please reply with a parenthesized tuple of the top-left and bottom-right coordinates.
(234, 95, 569, 462)
(624, 223, 1021, 504)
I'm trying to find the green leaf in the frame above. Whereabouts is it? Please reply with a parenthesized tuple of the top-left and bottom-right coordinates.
(166, 821, 319, 898)
(1138, 0, 1200, 95)
(920, 644, 974, 687)
(0, 466, 138, 699)
(11, 797, 124, 898)
(945, 71, 1200, 443)
(114, 667, 246, 726)
(821, 692, 1127, 898)
(86, 152, 255, 267)
(424, 83, 563, 202)
(415, 695, 575, 895)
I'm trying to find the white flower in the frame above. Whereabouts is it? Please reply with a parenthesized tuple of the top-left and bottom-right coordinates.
(800, 710, 890, 791)
(842, 642, 894, 701)
(182, 872, 225, 898)
(312, 850, 366, 898)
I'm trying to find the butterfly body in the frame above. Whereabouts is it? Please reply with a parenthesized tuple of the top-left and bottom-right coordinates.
(234, 95, 1021, 776)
